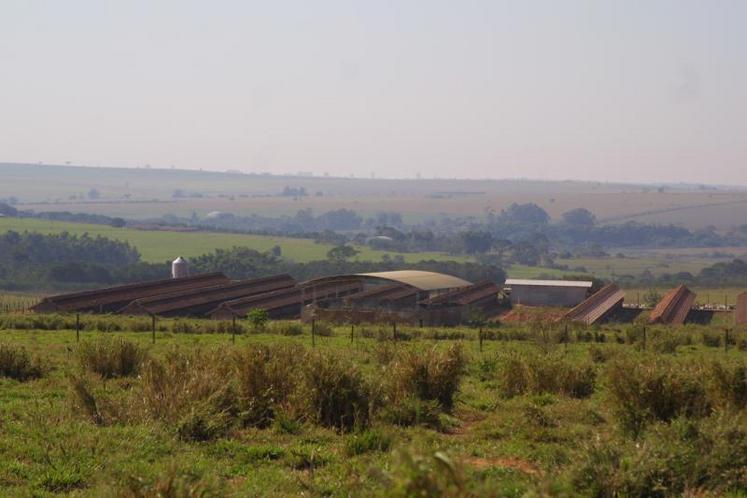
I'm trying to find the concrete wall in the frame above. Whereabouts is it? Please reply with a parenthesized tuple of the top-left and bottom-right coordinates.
(509, 285, 588, 307)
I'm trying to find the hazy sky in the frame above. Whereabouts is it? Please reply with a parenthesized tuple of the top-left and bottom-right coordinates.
(1, 1, 745, 184)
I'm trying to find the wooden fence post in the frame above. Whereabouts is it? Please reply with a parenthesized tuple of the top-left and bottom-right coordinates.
(350, 324, 354, 344)
(642, 326, 646, 351)
(725, 328, 729, 353)
(392, 322, 397, 341)
(151, 314, 156, 344)
(76, 313, 80, 343)
(232, 316, 237, 343)
(479, 327, 483, 352)
(311, 319, 316, 347)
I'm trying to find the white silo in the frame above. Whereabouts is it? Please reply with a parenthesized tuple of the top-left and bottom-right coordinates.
(171, 256, 190, 278)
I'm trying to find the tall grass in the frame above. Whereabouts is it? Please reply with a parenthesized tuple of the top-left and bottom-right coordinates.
(76, 338, 145, 379)
(0, 343, 44, 381)
(494, 351, 596, 399)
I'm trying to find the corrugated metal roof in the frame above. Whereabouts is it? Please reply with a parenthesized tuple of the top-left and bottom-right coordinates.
(118, 274, 296, 317)
(565, 283, 625, 325)
(32, 272, 230, 313)
(735, 291, 747, 325)
(649, 285, 697, 325)
(505, 279, 593, 288)
(355, 271, 471, 291)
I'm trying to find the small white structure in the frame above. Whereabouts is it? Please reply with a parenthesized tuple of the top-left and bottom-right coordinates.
(171, 256, 190, 279)
(505, 279, 593, 307)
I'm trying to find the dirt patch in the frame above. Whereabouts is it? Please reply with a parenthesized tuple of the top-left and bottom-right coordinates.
(464, 456, 541, 476)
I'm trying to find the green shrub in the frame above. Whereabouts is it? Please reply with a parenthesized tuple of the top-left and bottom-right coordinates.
(76, 338, 145, 379)
(0, 343, 44, 381)
(495, 351, 596, 399)
(387, 450, 466, 498)
(344, 428, 393, 456)
(570, 413, 747, 497)
(706, 360, 747, 409)
(271, 322, 304, 336)
(297, 352, 370, 431)
(387, 345, 466, 410)
(605, 356, 710, 436)
(232, 343, 300, 427)
(380, 396, 441, 428)
(312, 321, 334, 337)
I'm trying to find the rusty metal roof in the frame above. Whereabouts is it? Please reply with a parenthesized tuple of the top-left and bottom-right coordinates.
(345, 284, 415, 303)
(565, 283, 625, 325)
(649, 285, 697, 325)
(118, 274, 296, 317)
(736, 291, 747, 326)
(31, 272, 230, 313)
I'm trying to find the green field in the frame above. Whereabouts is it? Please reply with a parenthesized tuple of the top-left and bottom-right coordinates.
(0, 218, 467, 264)
(0, 314, 745, 496)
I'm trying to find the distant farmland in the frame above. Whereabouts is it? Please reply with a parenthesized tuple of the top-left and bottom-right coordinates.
(0, 218, 467, 264)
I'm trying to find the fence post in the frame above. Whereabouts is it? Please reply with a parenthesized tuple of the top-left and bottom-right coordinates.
(151, 314, 156, 344)
(479, 326, 483, 352)
(642, 326, 646, 351)
(350, 324, 354, 344)
(392, 322, 397, 341)
(311, 319, 316, 347)
(76, 313, 80, 343)
(724, 328, 729, 353)
(232, 316, 237, 344)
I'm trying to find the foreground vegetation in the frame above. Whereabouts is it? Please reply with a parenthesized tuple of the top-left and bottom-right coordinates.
(0, 314, 745, 496)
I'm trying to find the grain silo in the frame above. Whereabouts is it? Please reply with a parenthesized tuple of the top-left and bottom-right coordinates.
(171, 256, 190, 279)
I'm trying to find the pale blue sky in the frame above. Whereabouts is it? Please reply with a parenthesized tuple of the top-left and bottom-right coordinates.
(1, 1, 745, 183)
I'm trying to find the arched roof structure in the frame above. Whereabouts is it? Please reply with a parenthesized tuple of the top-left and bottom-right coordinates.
(301, 270, 471, 292)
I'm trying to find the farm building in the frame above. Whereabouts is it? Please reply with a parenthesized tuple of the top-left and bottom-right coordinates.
(649, 284, 697, 325)
(504, 279, 592, 307)
(208, 280, 362, 320)
(298, 271, 501, 325)
(564, 283, 625, 325)
(736, 291, 747, 326)
(118, 274, 297, 317)
(31, 272, 231, 314)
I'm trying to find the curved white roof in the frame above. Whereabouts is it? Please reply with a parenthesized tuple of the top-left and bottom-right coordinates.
(356, 270, 472, 291)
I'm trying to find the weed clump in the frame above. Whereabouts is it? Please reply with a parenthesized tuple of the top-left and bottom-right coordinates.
(0, 343, 44, 381)
(76, 338, 145, 379)
(345, 428, 393, 456)
(495, 351, 595, 399)
(297, 352, 370, 431)
(387, 345, 466, 411)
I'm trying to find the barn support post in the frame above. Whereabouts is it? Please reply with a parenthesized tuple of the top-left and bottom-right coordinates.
(76, 313, 80, 343)
(151, 315, 156, 344)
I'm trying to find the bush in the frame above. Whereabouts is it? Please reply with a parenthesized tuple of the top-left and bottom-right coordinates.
(76, 338, 145, 379)
(312, 321, 334, 337)
(706, 360, 747, 409)
(605, 356, 710, 436)
(386, 345, 466, 410)
(0, 343, 44, 381)
(344, 428, 393, 456)
(232, 344, 300, 427)
(387, 450, 467, 498)
(380, 396, 442, 428)
(271, 322, 304, 336)
(297, 352, 370, 431)
(570, 413, 747, 497)
(495, 351, 596, 399)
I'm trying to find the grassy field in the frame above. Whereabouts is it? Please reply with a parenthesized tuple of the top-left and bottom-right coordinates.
(0, 314, 745, 496)
(0, 218, 467, 264)
(6, 163, 747, 229)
